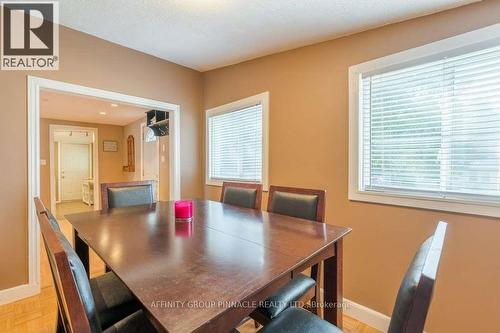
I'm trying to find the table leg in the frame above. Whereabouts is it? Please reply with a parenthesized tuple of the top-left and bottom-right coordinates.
(74, 230, 90, 277)
(310, 263, 321, 316)
(324, 238, 343, 328)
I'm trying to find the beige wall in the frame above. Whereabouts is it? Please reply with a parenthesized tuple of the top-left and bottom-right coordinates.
(0, 26, 203, 290)
(202, 2, 500, 332)
(123, 119, 170, 201)
(123, 118, 143, 182)
(40, 118, 129, 209)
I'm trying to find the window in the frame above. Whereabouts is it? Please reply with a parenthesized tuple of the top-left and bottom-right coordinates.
(206, 92, 269, 188)
(144, 126, 157, 143)
(349, 24, 500, 217)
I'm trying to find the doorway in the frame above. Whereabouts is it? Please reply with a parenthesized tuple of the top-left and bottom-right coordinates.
(60, 143, 90, 201)
(49, 124, 99, 214)
(27, 76, 181, 297)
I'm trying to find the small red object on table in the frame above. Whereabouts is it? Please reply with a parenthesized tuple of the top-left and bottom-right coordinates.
(174, 200, 193, 222)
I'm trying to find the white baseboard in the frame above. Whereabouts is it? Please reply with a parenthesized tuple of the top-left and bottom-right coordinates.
(344, 298, 391, 332)
(0, 283, 40, 305)
(319, 287, 391, 332)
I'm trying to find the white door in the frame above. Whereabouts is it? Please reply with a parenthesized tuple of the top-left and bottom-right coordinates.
(60, 143, 90, 201)
(142, 125, 159, 200)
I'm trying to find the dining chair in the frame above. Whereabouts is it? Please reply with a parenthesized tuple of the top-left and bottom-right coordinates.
(101, 180, 155, 209)
(250, 185, 326, 325)
(256, 222, 448, 333)
(35, 197, 157, 333)
(34, 196, 47, 216)
(34, 197, 62, 231)
(220, 181, 263, 209)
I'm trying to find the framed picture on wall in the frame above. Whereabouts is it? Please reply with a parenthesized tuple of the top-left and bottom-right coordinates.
(103, 140, 118, 152)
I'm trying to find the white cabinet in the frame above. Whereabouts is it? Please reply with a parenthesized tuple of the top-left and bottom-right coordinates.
(82, 179, 94, 206)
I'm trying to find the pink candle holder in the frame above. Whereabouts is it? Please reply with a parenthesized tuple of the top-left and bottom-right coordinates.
(174, 200, 193, 222)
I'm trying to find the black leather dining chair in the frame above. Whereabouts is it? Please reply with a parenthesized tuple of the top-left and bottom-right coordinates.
(255, 222, 448, 333)
(101, 180, 155, 209)
(220, 181, 263, 209)
(35, 197, 157, 333)
(250, 185, 326, 326)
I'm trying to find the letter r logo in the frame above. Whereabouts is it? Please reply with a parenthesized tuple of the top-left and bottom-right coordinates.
(2, 2, 54, 55)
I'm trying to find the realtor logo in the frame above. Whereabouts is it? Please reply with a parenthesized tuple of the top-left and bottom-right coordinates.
(1, 1, 59, 70)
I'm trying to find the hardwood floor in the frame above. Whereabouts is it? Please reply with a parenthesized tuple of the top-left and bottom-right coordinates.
(0, 202, 380, 333)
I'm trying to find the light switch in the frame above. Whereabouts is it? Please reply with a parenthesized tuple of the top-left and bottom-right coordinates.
(40, 159, 47, 166)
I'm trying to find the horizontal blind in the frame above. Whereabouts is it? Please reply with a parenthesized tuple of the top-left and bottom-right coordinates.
(208, 104, 262, 182)
(362, 44, 500, 200)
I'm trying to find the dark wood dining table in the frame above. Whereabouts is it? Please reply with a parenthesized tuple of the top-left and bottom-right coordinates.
(65, 200, 351, 333)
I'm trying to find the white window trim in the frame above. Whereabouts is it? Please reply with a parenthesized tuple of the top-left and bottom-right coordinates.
(205, 92, 269, 190)
(348, 23, 500, 218)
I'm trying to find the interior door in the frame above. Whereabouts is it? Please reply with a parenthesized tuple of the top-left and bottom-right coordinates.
(142, 125, 160, 200)
(60, 143, 90, 201)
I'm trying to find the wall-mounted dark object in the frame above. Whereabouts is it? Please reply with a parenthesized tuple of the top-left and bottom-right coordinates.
(123, 135, 135, 172)
(146, 110, 169, 136)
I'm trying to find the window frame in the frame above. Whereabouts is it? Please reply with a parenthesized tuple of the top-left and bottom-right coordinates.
(205, 92, 269, 189)
(348, 23, 500, 218)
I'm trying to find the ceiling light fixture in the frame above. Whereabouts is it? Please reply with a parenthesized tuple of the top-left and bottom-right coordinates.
(110, 103, 118, 108)
(99, 112, 107, 115)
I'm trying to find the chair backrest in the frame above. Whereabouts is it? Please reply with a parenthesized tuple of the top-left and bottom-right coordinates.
(388, 222, 447, 333)
(34, 197, 46, 216)
(267, 185, 325, 222)
(101, 180, 155, 209)
(34, 197, 61, 231)
(220, 181, 263, 209)
(35, 197, 100, 333)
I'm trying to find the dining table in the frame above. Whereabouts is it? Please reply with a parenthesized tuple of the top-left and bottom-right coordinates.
(65, 199, 351, 333)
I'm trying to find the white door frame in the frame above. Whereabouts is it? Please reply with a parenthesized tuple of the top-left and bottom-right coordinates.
(49, 124, 99, 212)
(26, 76, 181, 301)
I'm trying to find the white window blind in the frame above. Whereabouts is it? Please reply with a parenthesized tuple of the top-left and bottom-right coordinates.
(361, 44, 500, 202)
(208, 104, 263, 183)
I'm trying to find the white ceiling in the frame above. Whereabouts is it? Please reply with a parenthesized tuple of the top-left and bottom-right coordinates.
(59, 0, 477, 71)
(40, 90, 149, 126)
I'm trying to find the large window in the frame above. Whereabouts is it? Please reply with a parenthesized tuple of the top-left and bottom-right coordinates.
(349, 25, 500, 217)
(206, 92, 269, 187)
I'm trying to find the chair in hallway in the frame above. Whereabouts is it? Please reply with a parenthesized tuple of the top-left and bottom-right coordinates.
(220, 181, 263, 209)
(35, 197, 157, 333)
(250, 185, 326, 325)
(255, 222, 448, 333)
(101, 180, 155, 209)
